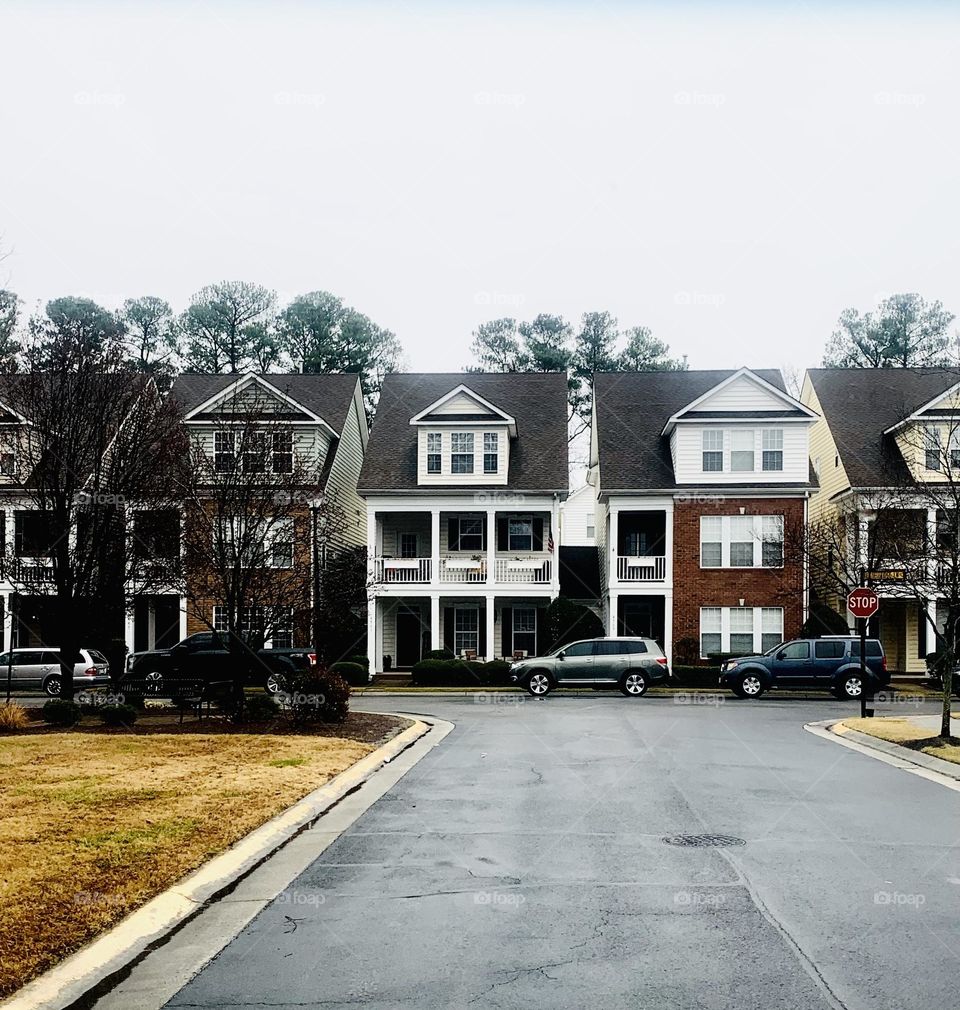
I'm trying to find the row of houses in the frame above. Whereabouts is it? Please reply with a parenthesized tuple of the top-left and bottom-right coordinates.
(0, 364, 954, 674)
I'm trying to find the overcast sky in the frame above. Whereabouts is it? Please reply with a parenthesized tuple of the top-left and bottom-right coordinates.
(1, 0, 957, 376)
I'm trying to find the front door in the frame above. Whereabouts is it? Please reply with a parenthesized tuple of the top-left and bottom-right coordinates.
(396, 609, 423, 668)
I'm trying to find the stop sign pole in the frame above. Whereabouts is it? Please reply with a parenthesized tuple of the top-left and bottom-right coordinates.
(847, 587, 879, 718)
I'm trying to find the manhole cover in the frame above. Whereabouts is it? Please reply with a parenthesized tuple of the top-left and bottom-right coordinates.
(662, 833, 746, 848)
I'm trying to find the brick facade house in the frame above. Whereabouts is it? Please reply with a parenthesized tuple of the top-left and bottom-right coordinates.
(589, 368, 818, 664)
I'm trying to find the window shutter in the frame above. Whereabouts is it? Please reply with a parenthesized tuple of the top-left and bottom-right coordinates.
(447, 517, 458, 551)
(478, 607, 487, 658)
(501, 606, 512, 657)
(532, 518, 544, 551)
(497, 517, 508, 551)
(443, 607, 455, 652)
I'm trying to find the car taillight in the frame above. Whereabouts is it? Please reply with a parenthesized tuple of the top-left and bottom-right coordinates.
(84, 666, 96, 676)
(308, 652, 317, 667)
(882, 656, 887, 671)
(655, 657, 668, 665)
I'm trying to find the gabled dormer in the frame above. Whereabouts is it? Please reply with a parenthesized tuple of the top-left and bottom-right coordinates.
(883, 379, 960, 483)
(410, 383, 517, 486)
(662, 367, 818, 485)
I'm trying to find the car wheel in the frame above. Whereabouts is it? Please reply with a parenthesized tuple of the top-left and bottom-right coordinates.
(840, 675, 863, 699)
(265, 671, 287, 695)
(619, 671, 648, 697)
(43, 675, 62, 697)
(738, 672, 765, 699)
(526, 671, 553, 697)
(143, 670, 164, 694)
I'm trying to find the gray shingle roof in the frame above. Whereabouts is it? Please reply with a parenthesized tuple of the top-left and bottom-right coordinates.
(593, 369, 794, 491)
(807, 367, 960, 488)
(358, 372, 569, 493)
(168, 373, 360, 435)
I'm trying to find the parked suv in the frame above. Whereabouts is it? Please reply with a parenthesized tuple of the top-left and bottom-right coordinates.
(509, 637, 670, 697)
(719, 636, 888, 699)
(0, 648, 111, 696)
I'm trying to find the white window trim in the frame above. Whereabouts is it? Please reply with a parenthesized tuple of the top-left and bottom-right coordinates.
(450, 432, 475, 474)
(699, 514, 784, 569)
(454, 606, 479, 654)
(426, 432, 442, 474)
(508, 515, 534, 552)
(699, 606, 784, 658)
(698, 427, 787, 475)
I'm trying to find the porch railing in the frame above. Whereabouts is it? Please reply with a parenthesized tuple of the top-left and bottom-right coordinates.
(495, 558, 551, 584)
(617, 555, 666, 582)
(374, 557, 432, 584)
(439, 558, 487, 583)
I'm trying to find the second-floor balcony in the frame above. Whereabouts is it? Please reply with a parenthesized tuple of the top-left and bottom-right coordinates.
(616, 555, 667, 582)
(611, 509, 668, 584)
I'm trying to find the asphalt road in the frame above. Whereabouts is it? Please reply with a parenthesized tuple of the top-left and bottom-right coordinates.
(158, 693, 957, 1010)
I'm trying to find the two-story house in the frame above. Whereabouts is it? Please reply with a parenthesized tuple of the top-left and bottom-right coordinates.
(150, 371, 368, 653)
(358, 373, 568, 671)
(590, 368, 818, 663)
(802, 367, 960, 673)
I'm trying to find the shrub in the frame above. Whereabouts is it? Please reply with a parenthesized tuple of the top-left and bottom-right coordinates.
(673, 637, 700, 665)
(330, 661, 369, 687)
(42, 699, 82, 727)
(284, 667, 350, 724)
(240, 694, 279, 723)
(671, 665, 724, 689)
(347, 655, 369, 670)
(410, 659, 512, 687)
(543, 598, 604, 652)
(0, 702, 29, 733)
(97, 704, 139, 727)
(423, 648, 455, 661)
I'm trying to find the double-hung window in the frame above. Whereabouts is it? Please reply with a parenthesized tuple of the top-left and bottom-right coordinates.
(730, 429, 754, 471)
(949, 429, 960, 471)
(426, 433, 442, 474)
(513, 607, 537, 655)
(700, 517, 722, 568)
(729, 608, 754, 654)
(699, 606, 784, 657)
(483, 433, 499, 474)
(761, 429, 783, 471)
(761, 516, 784, 567)
(454, 608, 479, 654)
(242, 430, 267, 472)
(272, 430, 293, 473)
(214, 431, 235, 472)
(925, 426, 942, 471)
(729, 516, 755, 567)
(702, 430, 723, 472)
(451, 432, 474, 474)
(270, 519, 294, 569)
(452, 516, 484, 551)
(269, 606, 294, 648)
(508, 517, 533, 551)
(761, 608, 784, 652)
(700, 514, 784, 568)
(700, 608, 722, 657)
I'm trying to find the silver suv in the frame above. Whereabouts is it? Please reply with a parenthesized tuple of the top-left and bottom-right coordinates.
(0, 648, 111, 695)
(509, 636, 670, 697)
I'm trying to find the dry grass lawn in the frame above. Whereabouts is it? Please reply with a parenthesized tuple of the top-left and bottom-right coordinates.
(0, 724, 401, 996)
(843, 716, 960, 765)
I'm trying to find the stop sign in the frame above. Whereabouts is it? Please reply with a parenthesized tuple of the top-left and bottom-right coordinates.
(847, 587, 879, 620)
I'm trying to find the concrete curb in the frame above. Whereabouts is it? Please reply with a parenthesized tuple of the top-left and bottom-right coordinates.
(1, 717, 435, 1010)
(804, 718, 960, 794)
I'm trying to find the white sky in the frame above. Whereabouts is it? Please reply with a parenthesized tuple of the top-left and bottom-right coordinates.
(1, 1, 958, 375)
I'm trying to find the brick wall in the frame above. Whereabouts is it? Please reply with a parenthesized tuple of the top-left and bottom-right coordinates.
(673, 496, 806, 655)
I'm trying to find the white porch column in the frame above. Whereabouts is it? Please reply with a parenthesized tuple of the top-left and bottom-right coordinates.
(178, 596, 188, 640)
(431, 509, 441, 584)
(608, 591, 619, 636)
(927, 598, 938, 650)
(551, 495, 561, 594)
(367, 596, 378, 672)
(124, 605, 136, 654)
(610, 507, 620, 584)
(856, 510, 874, 578)
(664, 503, 674, 584)
(430, 594, 440, 651)
(663, 590, 673, 668)
(927, 508, 938, 588)
(1, 591, 10, 653)
(366, 509, 378, 584)
(485, 594, 496, 660)
(486, 507, 497, 586)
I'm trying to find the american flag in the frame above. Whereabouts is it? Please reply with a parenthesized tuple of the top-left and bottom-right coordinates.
(547, 532, 555, 553)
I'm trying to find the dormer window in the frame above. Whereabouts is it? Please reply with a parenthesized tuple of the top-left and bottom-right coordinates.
(924, 426, 942, 471)
(761, 429, 784, 471)
(702, 430, 723, 471)
(730, 430, 754, 471)
(242, 431, 268, 472)
(483, 432, 499, 474)
(427, 433, 442, 474)
(214, 431, 235, 472)
(451, 432, 474, 474)
(272, 431, 293, 474)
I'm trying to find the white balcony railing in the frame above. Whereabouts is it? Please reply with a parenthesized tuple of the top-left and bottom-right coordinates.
(617, 555, 666, 582)
(439, 558, 487, 583)
(495, 558, 551, 584)
(374, 557, 432, 584)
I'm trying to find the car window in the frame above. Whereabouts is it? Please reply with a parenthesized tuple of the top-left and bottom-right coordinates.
(778, 641, 810, 660)
(814, 641, 846, 659)
(88, 650, 109, 664)
(595, 641, 626, 656)
(40, 650, 62, 665)
(11, 651, 38, 665)
(851, 640, 883, 658)
(563, 641, 595, 658)
(624, 640, 649, 654)
(0, 653, 9, 666)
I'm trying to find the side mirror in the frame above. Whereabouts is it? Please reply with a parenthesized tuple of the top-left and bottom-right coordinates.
(776, 651, 786, 661)
(557, 651, 566, 661)
(173, 643, 188, 655)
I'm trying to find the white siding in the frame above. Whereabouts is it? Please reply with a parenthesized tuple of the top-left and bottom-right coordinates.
(671, 423, 810, 484)
(430, 391, 495, 415)
(192, 425, 331, 469)
(561, 485, 597, 546)
(416, 425, 510, 486)
(687, 374, 792, 413)
(324, 383, 369, 550)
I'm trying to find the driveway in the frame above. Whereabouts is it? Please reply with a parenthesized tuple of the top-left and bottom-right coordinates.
(154, 694, 957, 1009)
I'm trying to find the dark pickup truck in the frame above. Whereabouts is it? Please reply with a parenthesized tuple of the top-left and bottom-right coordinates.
(122, 632, 316, 695)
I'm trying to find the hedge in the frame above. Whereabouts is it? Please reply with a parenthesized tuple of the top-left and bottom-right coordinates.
(330, 661, 370, 687)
